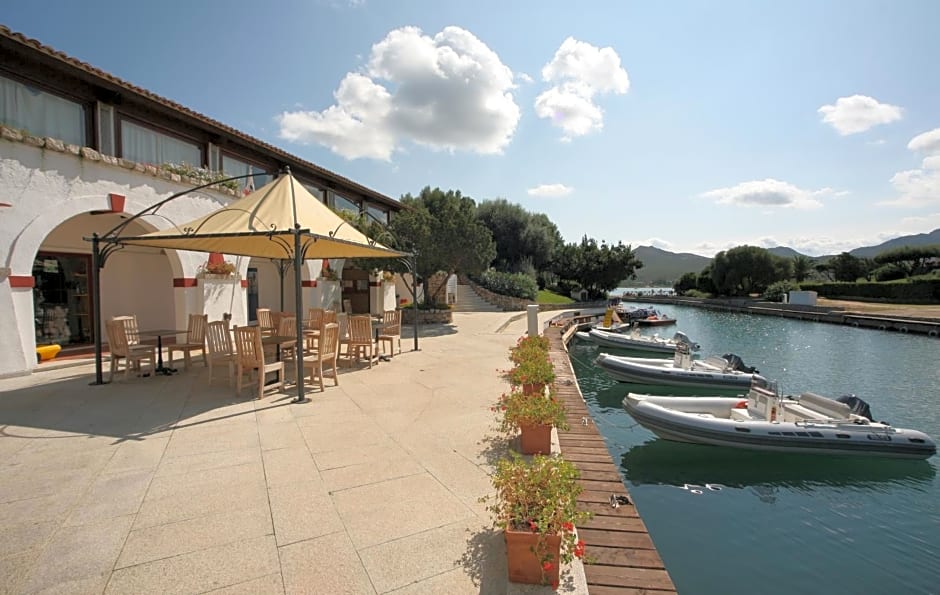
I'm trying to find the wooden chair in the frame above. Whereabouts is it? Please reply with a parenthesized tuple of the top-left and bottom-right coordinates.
(303, 307, 324, 351)
(233, 325, 284, 399)
(337, 313, 350, 359)
(111, 315, 142, 345)
(168, 313, 208, 370)
(345, 315, 374, 368)
(256, 308, 276, 336)
(105, 318, 156, 381)
(377, 310, 402, 358)
(301, 322, 340, 391)
(276, 315, 299, 365)
(342, 299, 353, 314)
(205, 320, 235, 386)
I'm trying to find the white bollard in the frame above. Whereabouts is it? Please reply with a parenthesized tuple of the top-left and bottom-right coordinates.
(527, 304, 540, 337)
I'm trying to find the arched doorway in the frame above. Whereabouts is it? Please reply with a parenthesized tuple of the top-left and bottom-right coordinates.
(32, 212, 178, 352)
(246, 257, 297, 321)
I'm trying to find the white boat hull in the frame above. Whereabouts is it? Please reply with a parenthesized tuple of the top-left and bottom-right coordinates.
(596, 352, 765, 391)
(578, 328, 679, 353)
(623, 394, 937, 459)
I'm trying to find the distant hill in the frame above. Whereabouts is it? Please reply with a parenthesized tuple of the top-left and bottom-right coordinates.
(627, 246, 711, 286)
(625, 228, 940, 285)
(847, 229, 940, 258)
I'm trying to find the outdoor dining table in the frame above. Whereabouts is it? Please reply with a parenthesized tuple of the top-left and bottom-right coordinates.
(137, 329, 189, 376)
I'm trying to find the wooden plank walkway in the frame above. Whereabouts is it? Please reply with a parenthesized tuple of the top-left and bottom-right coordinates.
(546, 325, 677, 594)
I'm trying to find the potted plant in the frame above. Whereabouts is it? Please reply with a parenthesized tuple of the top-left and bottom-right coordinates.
(484, 453, 590, 587)
(495, 388, 568, 455)
(198, 258, 237, 278)
(506, 352, 556, 396)
(509, 334, 550, 364)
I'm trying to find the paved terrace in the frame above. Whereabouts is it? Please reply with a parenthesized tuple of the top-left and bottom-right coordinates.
(0, 312, 592, 594)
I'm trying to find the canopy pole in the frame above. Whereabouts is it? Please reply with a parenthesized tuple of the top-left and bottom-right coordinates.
(292, 226, 305, 403)
(412, 251, 419, 351)
(90, 233, 106, 385)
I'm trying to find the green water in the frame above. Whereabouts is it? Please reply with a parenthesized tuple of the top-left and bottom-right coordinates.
(568, 304, 940, 595)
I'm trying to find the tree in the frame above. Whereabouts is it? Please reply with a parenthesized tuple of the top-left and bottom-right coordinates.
(791, 255, 813, 282)
(476, 199, 564, 277)
(709, 246, 788, 296)
(673, 272, 698, 295)
(814, 261, 833, 281)
(829, 252, 869, 282)
(391, 187, 496, 305)
(551, 236, 642, 299)
(873, 245, 940, 278)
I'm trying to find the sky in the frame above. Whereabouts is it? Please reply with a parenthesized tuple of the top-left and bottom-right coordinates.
(4, 0, 940, 257)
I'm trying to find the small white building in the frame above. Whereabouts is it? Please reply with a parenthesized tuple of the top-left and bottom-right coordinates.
(0, 26, 404, 377)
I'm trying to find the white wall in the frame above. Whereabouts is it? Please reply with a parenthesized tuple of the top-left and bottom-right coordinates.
(0, 139, 234, 376)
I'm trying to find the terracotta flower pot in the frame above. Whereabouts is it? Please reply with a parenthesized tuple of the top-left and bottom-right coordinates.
(504, 529, 561, 585)
(522, 382, 545, 396)
(519, 423, 552, 455)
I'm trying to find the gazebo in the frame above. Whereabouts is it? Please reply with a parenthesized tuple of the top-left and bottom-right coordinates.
(87, 167, 406, 401)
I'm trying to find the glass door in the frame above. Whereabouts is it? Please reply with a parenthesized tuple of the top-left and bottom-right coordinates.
(32, 252, 94, 346)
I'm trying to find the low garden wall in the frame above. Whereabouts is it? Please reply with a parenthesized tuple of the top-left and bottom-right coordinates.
(401, 308, 453, 325)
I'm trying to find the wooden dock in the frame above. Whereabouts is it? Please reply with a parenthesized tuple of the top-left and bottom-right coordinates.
(546, 325, 677, 594)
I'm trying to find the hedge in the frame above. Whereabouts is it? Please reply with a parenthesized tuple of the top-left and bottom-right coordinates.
(471, 269, 539, 300)
(800, 279, 940, 302)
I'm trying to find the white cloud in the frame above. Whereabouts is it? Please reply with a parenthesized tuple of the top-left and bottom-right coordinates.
(527, 183, 573, 197)
(644, 238, 675, 251)
(277, 26, 520, 160)
(908, 128, 940, 155)
(535, 38, 629, 140)
(818, 95, 902, 135)
(516, 72, 534, 84)
(881, 130, 940, 207)
(700, 179, 825, 209)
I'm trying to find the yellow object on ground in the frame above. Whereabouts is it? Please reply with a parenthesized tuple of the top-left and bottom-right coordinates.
(36, 344, 61, 362)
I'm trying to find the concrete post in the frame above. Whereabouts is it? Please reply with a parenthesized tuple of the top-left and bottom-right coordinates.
(527, 304, 540, 337)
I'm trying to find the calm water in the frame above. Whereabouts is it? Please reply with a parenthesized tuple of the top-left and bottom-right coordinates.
(568, 304, 940, 595)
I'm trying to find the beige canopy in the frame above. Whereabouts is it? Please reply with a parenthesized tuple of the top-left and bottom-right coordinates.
(119, 171, 404, 260)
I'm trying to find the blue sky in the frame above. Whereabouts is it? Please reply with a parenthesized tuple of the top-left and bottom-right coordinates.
(5, 0, 940, 256)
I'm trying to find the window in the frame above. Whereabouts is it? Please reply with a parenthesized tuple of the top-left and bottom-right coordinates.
(96, 103, 115, 156)
(0, 74, 86, 146)
(302, 183, 326, 203)
(333, 192, 361, 215)
(222, 154, 271, 193)
(366, 204, 389, 225)
(120, 120, 201, 166)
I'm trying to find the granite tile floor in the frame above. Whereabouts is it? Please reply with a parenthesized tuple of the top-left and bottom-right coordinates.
(0, 312, 589, 594)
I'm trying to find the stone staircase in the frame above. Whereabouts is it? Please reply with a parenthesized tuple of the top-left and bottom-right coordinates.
(453, 281, 503, 312)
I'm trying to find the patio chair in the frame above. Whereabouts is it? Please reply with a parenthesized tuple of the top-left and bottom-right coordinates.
(105, 318, 156, 381)
(303, 307, 324, 351)
(256, 308, 276, 337)
(111, 315, 142, 345)
(205, 320, 235, 386)
(337, 313, 349, 359)
(276, 315, 299, 366)
(342, 299, 352, 314)
(233, 325, 284, 399)
(377, 309, 402, 358)
(168, 313, 208, 370)
(345, 315, 374, 368)
(301, 322, 340, 391)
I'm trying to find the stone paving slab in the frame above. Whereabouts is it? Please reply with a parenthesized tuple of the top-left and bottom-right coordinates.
(0, 311, 593, 594)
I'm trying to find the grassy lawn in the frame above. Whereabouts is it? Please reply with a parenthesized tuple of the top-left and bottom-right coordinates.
(537, 289, 575, 305)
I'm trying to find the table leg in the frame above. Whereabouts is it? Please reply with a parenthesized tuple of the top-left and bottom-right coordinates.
(155, 335, 177, 376)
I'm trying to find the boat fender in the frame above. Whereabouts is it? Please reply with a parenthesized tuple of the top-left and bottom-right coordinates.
(929, 330, 938, 337)
(770, 406, 777, 422)
(899, 326, 908, 333)
(734, 400, 748, 409)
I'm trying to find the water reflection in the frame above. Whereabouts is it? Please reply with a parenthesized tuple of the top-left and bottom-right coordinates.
(621, 439, 936, 496)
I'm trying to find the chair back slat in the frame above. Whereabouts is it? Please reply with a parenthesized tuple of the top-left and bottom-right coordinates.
(256, 308, 274, 330)
(337, 313, 349, 340)
(106, 319, 130, 356)
(322, 309, 337, 328)
(188, 314, 209, 343)
(347, 315, 372, 343)
(111, 315, 140, 345)
(206, 320, 232, 356)
(306, 308, 324, 330)
(320, 322, 339, 358)
(278, 315, 297, 337)
(234, 326, 264, 367)
(382, 310, 401, 334)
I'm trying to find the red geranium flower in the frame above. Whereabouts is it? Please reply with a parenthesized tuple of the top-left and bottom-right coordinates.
(542, 561, 553, 571)
(561, 521, 574, 532)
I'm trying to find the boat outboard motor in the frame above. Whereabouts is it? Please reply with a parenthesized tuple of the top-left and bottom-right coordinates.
(672, 332, 701, 351)
(721, 354, 759, 374)
(835, 394, 874, 421)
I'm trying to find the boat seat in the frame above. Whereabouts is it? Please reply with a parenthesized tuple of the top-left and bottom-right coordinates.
(782, 402, 829, 421)
(798, 392, 853, 419)
(730, 408, 753, 421)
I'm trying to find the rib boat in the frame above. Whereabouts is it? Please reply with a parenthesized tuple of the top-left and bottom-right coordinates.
(622, 386, 937, 459)
(575, 328, 700, 355)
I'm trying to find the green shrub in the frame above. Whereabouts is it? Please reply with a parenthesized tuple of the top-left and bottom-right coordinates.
(683, 289, 712, 298)
(873, 264, 906, 282)
(473, 269, 539, 300)
(800, 279, 940, 302)
(762, 280, 797, 302)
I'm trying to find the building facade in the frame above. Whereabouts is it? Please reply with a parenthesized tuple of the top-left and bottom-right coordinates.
(0, 26, 403, 377)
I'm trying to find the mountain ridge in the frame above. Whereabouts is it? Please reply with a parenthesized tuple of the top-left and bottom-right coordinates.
(627, 228, 940, 286)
